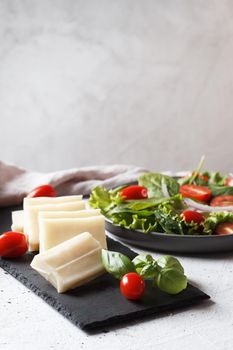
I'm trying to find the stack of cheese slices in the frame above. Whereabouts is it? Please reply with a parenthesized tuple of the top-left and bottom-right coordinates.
(11, 195, 107, 293)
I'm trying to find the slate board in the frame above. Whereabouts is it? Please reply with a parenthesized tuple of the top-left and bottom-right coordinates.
(0, 205, 210, 332)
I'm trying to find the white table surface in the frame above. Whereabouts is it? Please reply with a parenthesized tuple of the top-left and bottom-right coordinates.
(0, 231, 232, 350)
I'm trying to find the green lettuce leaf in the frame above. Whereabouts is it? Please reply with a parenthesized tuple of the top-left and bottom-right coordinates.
(89, 186, 202, 235)
(111, 213, 159, 233)
(203, 212, 233, 235)
(89, 186, 122, 213)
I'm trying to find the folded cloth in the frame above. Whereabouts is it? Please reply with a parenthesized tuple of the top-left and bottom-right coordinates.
(0, 161, 148, 207)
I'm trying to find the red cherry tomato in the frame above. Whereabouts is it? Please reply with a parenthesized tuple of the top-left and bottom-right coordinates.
(226, 177, 233, 187)
(0, 232, 28, 258)
(181, 210, 205, 224)
(120, 272, 145, 300)
(120, 185, 148, 200)
(180, 184, 212, 202)
(27, 184, 56, 198)
(210, 195, 233, 207)
(215, 223, 233, 235)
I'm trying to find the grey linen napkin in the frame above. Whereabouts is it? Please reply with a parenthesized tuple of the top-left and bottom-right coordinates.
(0, 161, 148, 207)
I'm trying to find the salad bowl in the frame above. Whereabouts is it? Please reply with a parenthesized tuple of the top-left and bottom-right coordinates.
(90, 163, 233, 254)
(105, 218, 233, 253)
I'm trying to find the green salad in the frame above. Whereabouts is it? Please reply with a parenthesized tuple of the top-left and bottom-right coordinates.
(89, 159, 233, 236)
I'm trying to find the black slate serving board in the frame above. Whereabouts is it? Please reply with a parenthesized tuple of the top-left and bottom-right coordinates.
(0, 205, 210, 331)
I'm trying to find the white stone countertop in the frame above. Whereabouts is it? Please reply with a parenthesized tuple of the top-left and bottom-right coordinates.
(0, 232, 232, 350)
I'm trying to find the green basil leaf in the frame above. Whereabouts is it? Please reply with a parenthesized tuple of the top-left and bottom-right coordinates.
(156, 268, 187, 294)
(132, 254, 154, 266)
(101, 249, 135, 280)
(157, 256, 184, 274)
(132, 254, 158, 278)
(138, 264, 157, 279)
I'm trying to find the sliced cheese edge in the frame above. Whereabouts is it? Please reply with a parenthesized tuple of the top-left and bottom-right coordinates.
(31, 232, 105, 293)
(38, 209, 100, 220)
(11, 210, 24, 233)
(39, 215, 106, 253)
(25, 201, 86, 252)
(24, 195, 83, 207)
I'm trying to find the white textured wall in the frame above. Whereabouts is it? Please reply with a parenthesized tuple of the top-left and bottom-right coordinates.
(0, 1, 232, 173)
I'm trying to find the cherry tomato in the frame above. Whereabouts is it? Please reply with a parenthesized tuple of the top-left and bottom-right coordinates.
(0, 232, 28, 258)
(181, 210, 205, 224)
(226, 177, 233, 187)
(120, 185, 148, 200)
(180, 184, 212, 202)
(210, 195, 233, 207)
(27, 184, 56, 198)
(215, 223, 233, 235)
(120, 272, 145, 300)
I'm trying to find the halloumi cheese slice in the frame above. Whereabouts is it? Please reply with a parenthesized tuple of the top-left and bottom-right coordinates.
(24, 201, 86, 252)
(24, 195, 83, 207)
(11, 210, 24, 233)
(31, 232, 104, 293)
(38, 209, 100, 220)
(11, 196, 85, 235)
(39, 215, 106, 252)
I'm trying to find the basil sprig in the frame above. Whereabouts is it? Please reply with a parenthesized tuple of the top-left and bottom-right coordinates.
(101, 249, 135, 280)
(102, 250, 187, 295)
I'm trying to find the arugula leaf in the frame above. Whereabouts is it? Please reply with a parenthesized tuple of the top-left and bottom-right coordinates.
(154, 207, 200, 235)
(139, 173, 180, 198)
(208, 172, 227, 186)
(178, 174, 208, 186)
(208, 185, 233, 197)
(187, 155, 205, 184)
(109, 194, 183, 213)
(101, 249, 135, 279)
(203, 212, 233, 235)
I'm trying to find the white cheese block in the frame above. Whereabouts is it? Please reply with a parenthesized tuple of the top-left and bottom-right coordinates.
(11, 196, 86, 235)
(25, 201, 86, 252)
(31, 232, 104, 293)
(24, 195, 83, 207)
(39, 215, 106, 252)
(38, 209, 100, 220)
(11, 210, 24, 233)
